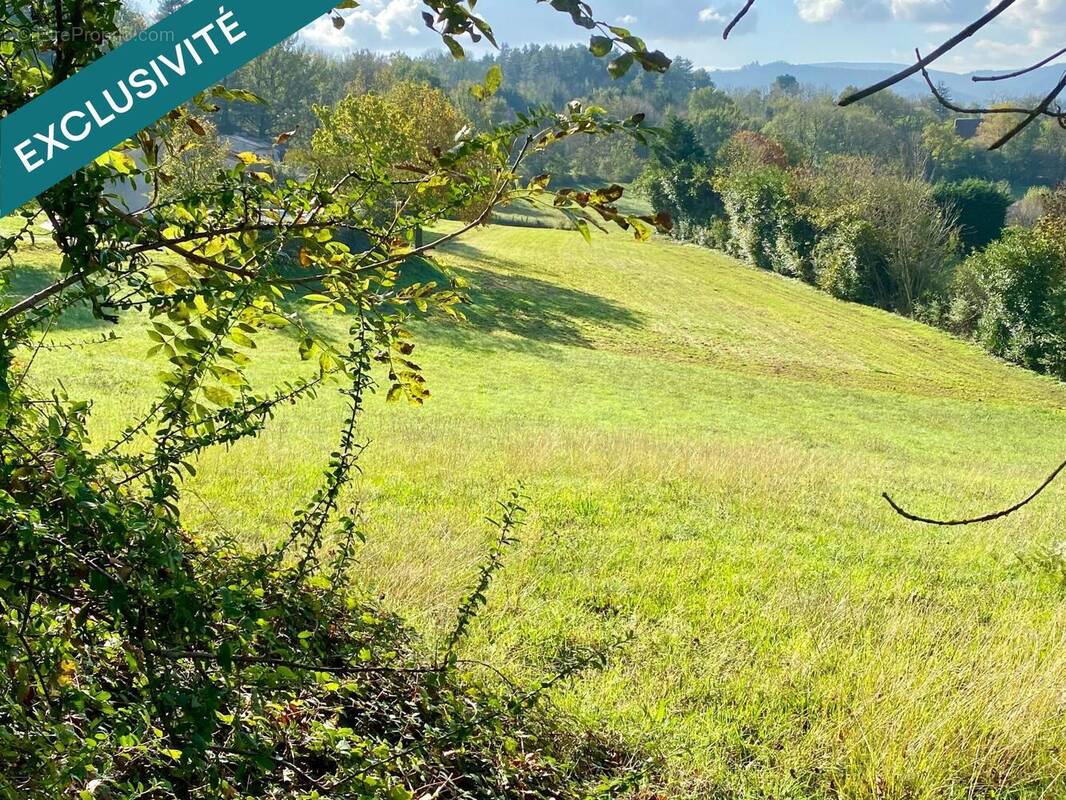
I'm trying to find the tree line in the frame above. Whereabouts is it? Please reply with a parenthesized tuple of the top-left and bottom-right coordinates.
(152, 28, 1064, 381)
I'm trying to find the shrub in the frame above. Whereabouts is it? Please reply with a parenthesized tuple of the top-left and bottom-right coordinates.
(1007, 186, 1052, 228)
(804, 157, 957, 314)
(812, 220, 885, 303)
(933, 178, 1012, 253)
(637, 161, 723, 234)
(158, 118, 231, 202)
(0, 384, 647, 800)
(1045, 182, 1066, 222)
(717, 130, 790, 172)
(717, 165, 808, 277)
(949, 222, 1066, 378)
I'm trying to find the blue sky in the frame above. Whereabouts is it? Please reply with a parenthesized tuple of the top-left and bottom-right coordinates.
(142, 1, 1064, 72)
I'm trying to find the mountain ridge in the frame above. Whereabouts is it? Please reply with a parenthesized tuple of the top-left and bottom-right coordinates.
(701, 59, 1063, 103)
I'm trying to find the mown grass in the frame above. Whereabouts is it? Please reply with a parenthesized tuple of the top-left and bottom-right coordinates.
(9, 221, 1066, 799)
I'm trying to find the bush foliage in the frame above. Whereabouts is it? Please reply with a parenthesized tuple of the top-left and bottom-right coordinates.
(932, 178, 1012, 253)
(950, 221, 1066, 378)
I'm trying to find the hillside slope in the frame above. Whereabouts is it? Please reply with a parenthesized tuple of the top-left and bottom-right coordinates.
(17, 225, 1066, 799)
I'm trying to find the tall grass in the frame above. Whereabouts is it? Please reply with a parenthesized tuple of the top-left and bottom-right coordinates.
(10, 222, 1066, 798)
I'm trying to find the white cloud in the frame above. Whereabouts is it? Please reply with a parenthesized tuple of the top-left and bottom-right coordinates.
(697, 3, 760, 33)
(1003, 0, 1066, 41)
(301, 16, 354, 49)
(792, 0, 1063, 30)
(358, 0, 421, 38)
(302, 0, 422, 49)
(617, 14, 639, 24)
(795, 0, 845, 21)
(972, 0, 1066, 68)
(698, 6, 726, 21)
(889, 0, 952, 20)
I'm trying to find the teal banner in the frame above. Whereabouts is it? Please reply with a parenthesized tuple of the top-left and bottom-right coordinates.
(0, 0, 339, 216)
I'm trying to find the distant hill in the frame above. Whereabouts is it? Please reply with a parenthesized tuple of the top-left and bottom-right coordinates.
(702, 60, 1062, 104)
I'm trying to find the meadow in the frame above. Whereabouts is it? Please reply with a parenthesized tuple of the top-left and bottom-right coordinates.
(10, 218, 1066, 799)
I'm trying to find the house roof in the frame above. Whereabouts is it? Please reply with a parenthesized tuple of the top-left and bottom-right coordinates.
(954, 118, 982, 139)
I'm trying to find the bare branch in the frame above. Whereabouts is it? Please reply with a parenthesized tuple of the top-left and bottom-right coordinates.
(973, 46, 1066, 82)
(883, 458, 1066, 526)
(723, 0, 756, 40)
(987, 71, 1066, 149)
(914, 54, 1066, 149)
(0, 270, 94, 324)
(919, 58, 1043, 115)
(838, 0, 1020, 106)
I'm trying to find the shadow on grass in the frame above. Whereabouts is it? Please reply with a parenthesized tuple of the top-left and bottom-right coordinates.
(3, 263, 112, 331)
(4, 231, 645, 351)
(432, 240, 645, 351)
(275, 236, 644, 353)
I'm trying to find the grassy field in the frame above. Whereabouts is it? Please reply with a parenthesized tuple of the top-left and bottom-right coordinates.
(10, 220, 1066, 799)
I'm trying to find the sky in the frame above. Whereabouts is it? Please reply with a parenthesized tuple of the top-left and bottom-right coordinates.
(142, 0, 1065, 72)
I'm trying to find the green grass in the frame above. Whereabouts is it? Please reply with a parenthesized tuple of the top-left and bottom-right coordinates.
(10, 223, 1066, 799)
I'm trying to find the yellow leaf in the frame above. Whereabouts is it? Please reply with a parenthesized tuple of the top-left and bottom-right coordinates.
(94, 150, 136, 175)
(58, 658, 76, 686)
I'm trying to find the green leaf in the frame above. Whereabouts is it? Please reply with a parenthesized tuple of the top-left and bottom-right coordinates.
(442, 35, 465, 60)
(94, 150, 136, 175)
(484, 64, 503, 96)
(589, 36, 613, 57)
(299, 338, 318, 361)
(202, 385, 234, 407)
(608, 53, 635, 79)
(636, 49, 673, 73)
(229, 331, 256, 349)
(217, 642, 234, 671)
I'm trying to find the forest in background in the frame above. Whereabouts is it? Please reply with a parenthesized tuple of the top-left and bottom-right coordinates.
(181, 37, 1065, 191)
(162, 28, 1065, 384)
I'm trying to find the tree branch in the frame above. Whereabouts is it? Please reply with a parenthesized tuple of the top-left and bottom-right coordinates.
(838, 0, 1020, 106)
(883, 458, 1066, 526)
(723, 0, 756, 40)
(0, 270, 95, 324)
(973, 46, 1066, 82)
(987, 71, 1066, 149)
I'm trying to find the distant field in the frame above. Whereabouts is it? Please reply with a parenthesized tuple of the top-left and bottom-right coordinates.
(9, 221, 1066, 799)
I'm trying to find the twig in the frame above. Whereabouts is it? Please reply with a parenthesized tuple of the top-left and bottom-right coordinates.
(163, 650, 441, 675)
(883, 458, 1066, 526)
(838, 0, 1020, 106)
(919, 58, 1042, 115)
(974, 46, 1066, 82)
(0, 270, 94, 324)
(987, 71, 1066, 149)
(723, 0, 756, 40)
